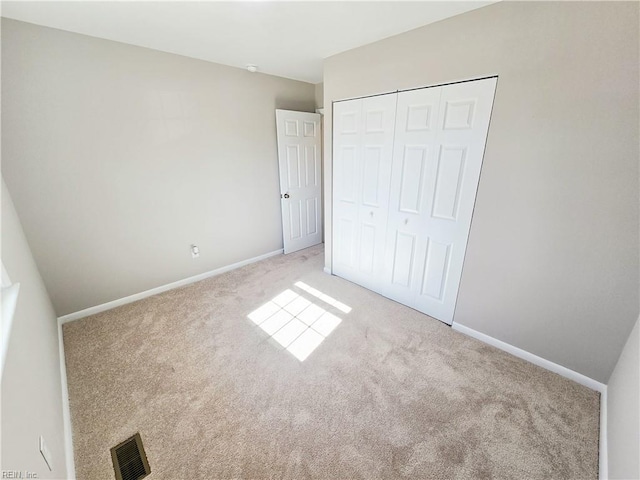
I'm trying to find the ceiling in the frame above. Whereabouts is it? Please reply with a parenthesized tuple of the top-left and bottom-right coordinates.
(1, 1, 494, 84)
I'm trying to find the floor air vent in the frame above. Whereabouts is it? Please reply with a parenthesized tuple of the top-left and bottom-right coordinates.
(111, 433, 150, 480)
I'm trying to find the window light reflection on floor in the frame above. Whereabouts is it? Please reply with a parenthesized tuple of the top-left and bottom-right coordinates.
(294, 281, 352, 313)
(248, 286, 351, 361)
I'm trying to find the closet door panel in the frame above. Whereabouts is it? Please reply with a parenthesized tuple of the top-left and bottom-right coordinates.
(414, 77, 497, 323)
(382, 87, 442, 304)
(357, 94, 397, 288)
(332, 94, 397, 289)
(333, 100, 362, 272)
(420, 239, 452, 301)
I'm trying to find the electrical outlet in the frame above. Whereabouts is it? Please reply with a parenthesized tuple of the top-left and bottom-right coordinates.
(39, 435, 53, 471)
(191, 244, 200, 258)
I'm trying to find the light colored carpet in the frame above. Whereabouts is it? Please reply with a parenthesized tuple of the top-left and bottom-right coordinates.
(63, 244, 599, 479)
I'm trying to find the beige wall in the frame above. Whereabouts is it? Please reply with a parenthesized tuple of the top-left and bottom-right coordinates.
(1, 179, 69, 478)
(323, 1, 639, 383)
(314, 82, 325, 236)
(315, 83, 324, 110)
(607, 315, 640, 479)
(1, 19, 316, 316)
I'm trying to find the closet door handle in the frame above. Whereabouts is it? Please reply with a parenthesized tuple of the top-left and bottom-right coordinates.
(404, 218, 409, 225)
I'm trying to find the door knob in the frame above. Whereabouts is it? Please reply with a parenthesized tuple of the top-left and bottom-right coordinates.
(283, 193, 290, 199)
(370, 211, 374, 217)
(404, 218, 409, 225)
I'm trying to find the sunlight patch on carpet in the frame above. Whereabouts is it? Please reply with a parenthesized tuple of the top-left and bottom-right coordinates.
(248, 286, 349, 361)
(294, 281, 352, 313)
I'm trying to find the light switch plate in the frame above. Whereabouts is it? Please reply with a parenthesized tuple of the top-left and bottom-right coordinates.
(39, 435, 53, 471)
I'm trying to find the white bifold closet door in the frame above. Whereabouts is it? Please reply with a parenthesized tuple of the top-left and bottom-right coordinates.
(332, 77, 497, 324)
(332, 93, 398, 291)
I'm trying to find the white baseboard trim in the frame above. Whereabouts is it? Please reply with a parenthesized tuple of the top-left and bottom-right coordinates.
(451, 323, 606, 393)
(323, 267, 332, 275)
(57, 319, 76, 479)
(599, 387, 608, 480)
(451, 322, 608, 479)
(58, 249, 284, 324)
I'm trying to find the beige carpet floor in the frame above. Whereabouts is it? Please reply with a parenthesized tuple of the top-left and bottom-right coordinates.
(63, 244, 599, 479)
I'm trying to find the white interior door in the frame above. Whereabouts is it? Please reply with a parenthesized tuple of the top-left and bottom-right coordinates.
(332, 94, 397, 290)
(276, 110, 322, 254)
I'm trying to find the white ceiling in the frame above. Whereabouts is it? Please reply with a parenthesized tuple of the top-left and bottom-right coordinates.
(1, 1, 494, 84)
